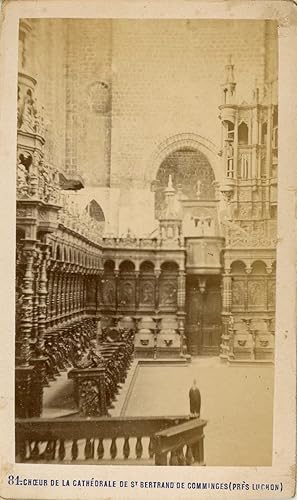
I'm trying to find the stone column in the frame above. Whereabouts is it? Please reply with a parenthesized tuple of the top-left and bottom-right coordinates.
(220, 272, 232, 361)
(60, 267, 66, 317)
(114, 269, 119, 312)
(31, 242, 48, 416)
(36, 243, 48, 356)
(65, 268, 71, 316)
(135, 271, 140, 310)
(51, 267, 58, 321)
(81, 272, 86, 313)
(55, 271, 62, 323)
(15, 242, 36, 418)
(32, 248, 41, 342)
(154, 269, 160, 313)
(177, 269, 186, 355)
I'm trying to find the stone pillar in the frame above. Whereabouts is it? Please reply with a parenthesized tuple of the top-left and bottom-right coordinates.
(81, 272, 86, 312)
(177, 270, 186, 311)
(30, 242, 49, 417)
(65, 268, 71, 316)
(60, 267, 66, 317)
(15, 242, 36, 418)
(36, 243, 48, 356)
(135, 271, 140, 310)
(32, 248, 41, 342)
(51, 268, 58, 321)
(220, 272, 232, 361)
(154, 269, 160, 313)
(16, 245, 35, 366)
(177, 270, 187, 355)
(114, 269, 119, 312)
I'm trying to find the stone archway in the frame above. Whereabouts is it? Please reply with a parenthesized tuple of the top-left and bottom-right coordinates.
(147, 133, 220, 185)
(154, 148, 216, 218)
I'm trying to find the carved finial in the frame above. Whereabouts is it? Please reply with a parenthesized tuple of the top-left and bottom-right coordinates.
(225, 55, 235, 83)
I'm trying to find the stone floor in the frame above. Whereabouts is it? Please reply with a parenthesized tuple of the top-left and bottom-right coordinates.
(42, 357, 274, 466)
(122, 357, 274, 466)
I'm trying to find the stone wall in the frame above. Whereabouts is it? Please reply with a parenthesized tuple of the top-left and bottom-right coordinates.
(22, 19, 278, 235)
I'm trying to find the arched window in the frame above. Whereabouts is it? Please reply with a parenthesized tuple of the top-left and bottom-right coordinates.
(85, 200, 105, 223)
(155, 148, 215, 218)
(238, 122, 248, 145)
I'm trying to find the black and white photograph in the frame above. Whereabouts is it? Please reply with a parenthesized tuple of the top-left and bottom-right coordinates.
(14, 17, 279, 468)
(0, 2, 295, 498)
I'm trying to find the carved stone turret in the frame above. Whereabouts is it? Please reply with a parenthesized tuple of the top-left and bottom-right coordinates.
(158, 175, 183, 246)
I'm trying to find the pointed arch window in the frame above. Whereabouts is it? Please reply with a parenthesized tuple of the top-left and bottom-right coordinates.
(85, 200, 105, 223)
(238, 122, 249, 145)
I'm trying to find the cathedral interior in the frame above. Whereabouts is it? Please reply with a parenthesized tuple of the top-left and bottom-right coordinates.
(15, 19, 277, 466)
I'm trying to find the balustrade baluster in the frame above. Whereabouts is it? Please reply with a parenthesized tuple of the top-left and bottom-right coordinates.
(51, 440, 57, 460)
(169, 449, 179, 466)
(123, 437, 130, 459)
(177, 446, 186, 465)
(148, 437, 155, 458)
(84, 438, 92, 459)
(18, 440, 27, 461)
(97, 438, 104, 459)
(58, 439, 65, 461)
(71, 439, 78, 461)
(191, 441, 200, 463)
(31, 441, 40, 460)
(186, 445, 194, 465)
(110, 438, 117, 459)
(135, 437, 143, 459)
(44, 441, 54, 461)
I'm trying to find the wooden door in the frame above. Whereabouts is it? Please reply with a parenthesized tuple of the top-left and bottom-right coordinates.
(186, 276, 221, 356)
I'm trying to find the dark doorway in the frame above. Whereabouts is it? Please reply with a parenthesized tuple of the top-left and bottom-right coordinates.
(185, 275, 222, 355)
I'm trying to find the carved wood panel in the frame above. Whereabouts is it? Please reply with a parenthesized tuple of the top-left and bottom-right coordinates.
(267, 279, 276, 309)
(159, 278, 177, 307)
(118, 279, 136, 307)
(139, 279, 155, 306)
(248, 280, 266, 308)
(102, 278, 116, 306)
(232, 279, 246, 307)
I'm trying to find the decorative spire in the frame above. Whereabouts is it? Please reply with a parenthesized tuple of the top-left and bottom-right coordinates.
(222, 55, 236, 105)
(165, 174, 175, 193)
(225, 55, 235, 84)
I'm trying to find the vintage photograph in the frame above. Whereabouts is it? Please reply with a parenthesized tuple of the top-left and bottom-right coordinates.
(15, 18, 278, 467)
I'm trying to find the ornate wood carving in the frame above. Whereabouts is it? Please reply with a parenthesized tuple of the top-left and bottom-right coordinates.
(248, 280, 265, 306)
(232, 280, 245, 307)
(118, 280, 135, 307)
(159, 279, 177, 306)
(103, 279, 116, 305)
(267, 280, 276, 308)
(139, 280, 155, 306)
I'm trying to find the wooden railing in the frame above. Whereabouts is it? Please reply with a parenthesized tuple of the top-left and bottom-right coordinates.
(15, 416, 206, 465)
(155, 418, 206, 465)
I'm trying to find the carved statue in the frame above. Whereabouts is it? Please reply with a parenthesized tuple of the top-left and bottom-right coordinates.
(74, 340, 103, 369)
(17, 161, 28, 196)
(20, 90, 36, 133)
